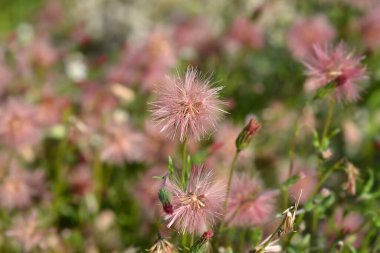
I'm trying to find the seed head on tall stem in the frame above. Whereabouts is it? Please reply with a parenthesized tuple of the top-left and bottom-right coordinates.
(150, 66, 226, 142)
(165, 165, 225, 235)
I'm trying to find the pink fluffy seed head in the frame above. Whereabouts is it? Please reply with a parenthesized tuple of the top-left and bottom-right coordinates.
(287, 15, 336, 59)
(151, 67, 226, 142)
(165, 165, 225, 234)
(303, 43, 368, 103)
(226, 173, 278, 227)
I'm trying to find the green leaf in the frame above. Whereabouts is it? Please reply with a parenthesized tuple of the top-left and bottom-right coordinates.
(328, 128, 341, 139)
(184, 155, 191, 188)
(363, 169, 374, 194)
(344, 244, 357, 253)
(282, 175, 300, 188)
(168, 156, 174, 180)
(313, 82, 336, 100)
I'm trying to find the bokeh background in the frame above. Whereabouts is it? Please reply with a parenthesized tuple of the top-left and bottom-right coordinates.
(0, 0, 380, 252)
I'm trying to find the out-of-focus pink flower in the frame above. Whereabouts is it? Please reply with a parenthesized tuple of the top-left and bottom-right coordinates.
(0, 99, 42, 149)
(165, 165, 225, 234)
(36, 92, 71, 127)
(68, 164, 93, 196)
(37, 0, 64, 30)
(207, 122, 253, 168)
(335, 208, 364, 234)
(289, 169, 317, 204)
(226, 173, 278, 227)
(134, 167, 165, 219)
(173, 16, 216, 54)
(343, 119, 363, 154)
(151, 67, 225, 142)
(108, 31, 176, 91)
(225, 16, 264, 51)
(358, 4, 380, 51)
(303, 43, 367, 102)
(0, 164, 47, 209)
(143, 121, 178, 163)
(287, 15, 336, 59)
(322, 207, 364, 248)
(0, 165, 32, 209)
(6, 211, 47, 252)
(344, 0, 377, 10)
(140, 31, 177, 89)
(80, 82, 118, 117)
(29, 35, 58, 67)
(0, 56, 12, 95)
(100, 124, 146, 164)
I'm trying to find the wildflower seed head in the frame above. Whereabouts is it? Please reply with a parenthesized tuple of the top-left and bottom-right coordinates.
(148, 236, 174, 253)
(343, 162, 360, 195)
(303, 43, 367, 103)
(165, 165, 225, 234)
(151, 66, 226, 142)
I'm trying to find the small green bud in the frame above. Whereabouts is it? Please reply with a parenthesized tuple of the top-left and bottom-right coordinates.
(158, 178, 173, 214)
(189, 230, 213, 253)
(235, 118, 261, 152)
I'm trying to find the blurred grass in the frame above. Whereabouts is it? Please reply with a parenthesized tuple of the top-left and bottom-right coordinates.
(0, 0, 43, 36)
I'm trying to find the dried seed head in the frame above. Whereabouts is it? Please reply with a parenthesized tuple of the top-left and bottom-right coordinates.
(147, 235, 174, 253)
(342, 162, 360, 195)
(280, 190, 302, 236)
(320, 148, 333, 160)
(252, 239, 282, 253)
(320, 188, 331, 198)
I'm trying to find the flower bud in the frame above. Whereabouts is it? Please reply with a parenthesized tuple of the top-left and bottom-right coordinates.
(158, 180, 173, 214)
(189, 230, 213, 253)
(235, 118, 261, 152)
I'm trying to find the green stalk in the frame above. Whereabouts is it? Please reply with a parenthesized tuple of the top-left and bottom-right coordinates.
(181, 137, 188, 188)
(94, 152, 104, 204)
(224, 151, 239, 212)
(286, 158, 345, 246)
(322, 98, 335, 143)
(288, 116, 300, 178)
(215, 150, 240, 245)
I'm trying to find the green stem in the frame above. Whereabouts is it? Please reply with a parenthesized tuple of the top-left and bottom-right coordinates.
(285, 158, 345, 246)
(224, 151, 239, 212)
(371, 230, 380, 253)
(94, 153, 104, 204)
(181, 137, 188, 188)
(214, 150, 240, 246)
(322, 98, 335, 143)
(181, 234, 188, 252)
(288, 116, 300, 178)
(311, 208, 318, 234)
(259, 217, 286, 250)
